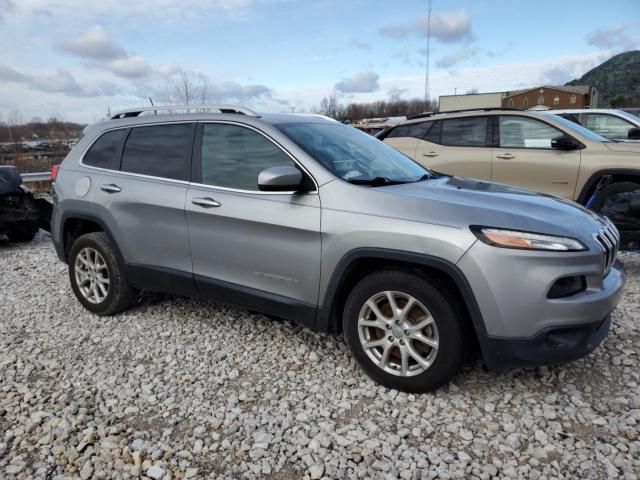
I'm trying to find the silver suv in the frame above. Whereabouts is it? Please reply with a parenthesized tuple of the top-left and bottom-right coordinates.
(51, 105, 625, 392)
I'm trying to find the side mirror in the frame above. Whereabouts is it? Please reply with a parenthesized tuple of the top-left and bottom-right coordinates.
(551, 135, 579, 150)
(258, 165, 311, 192)
(628, 127, 640, 140)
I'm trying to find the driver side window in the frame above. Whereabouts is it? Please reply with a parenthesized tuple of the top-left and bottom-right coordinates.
(200, 124, 294, 191)
(499, 116, 563, 149)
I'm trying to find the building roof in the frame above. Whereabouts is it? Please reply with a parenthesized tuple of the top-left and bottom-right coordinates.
(505, 85, 593, 98)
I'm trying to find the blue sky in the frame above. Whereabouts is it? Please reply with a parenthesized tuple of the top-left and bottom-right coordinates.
(0, 0, 638, 122)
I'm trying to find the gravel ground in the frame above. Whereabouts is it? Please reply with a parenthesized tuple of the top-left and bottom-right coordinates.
(1, 233, 639, 480)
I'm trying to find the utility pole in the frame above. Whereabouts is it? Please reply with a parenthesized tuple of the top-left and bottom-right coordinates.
(424, 0, 432, 111)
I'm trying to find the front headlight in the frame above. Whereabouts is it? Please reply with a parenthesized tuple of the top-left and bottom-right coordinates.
(471, 227, 587, 252)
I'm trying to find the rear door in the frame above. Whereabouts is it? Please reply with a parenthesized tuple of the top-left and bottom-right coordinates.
(89, 123, 196, 295)
(382, 121, 430, 158)
(185, 122, 321, 321)
(492, 115, 580, 198)
(414, 116, 493, 180)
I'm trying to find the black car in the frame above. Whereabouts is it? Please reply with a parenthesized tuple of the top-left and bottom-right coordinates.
(0, 165, 50, 242)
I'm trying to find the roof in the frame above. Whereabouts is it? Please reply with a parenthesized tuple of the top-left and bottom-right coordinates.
(505, 85, 594, 98)
(85, 111, 336, 136)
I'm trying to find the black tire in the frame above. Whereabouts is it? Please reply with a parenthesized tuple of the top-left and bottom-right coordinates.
(589, 182, 640, 249)
(7, 222, 39, 243)
(343, 269, 466, 393)
(68, 232, 138, 315)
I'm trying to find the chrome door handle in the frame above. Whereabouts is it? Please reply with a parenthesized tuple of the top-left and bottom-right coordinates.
(192, 197, 221, 208)
(422, 152, 439, 157)
(100, 184, 121, 193)
(496, 153, 515, 160)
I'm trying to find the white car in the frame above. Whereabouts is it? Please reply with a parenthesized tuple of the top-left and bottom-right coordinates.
(549, 109, 640, 142)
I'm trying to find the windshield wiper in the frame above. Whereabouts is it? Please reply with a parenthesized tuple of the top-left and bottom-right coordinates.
(347, 176, 405, 187)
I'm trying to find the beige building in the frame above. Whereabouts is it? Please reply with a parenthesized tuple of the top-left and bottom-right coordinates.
(439, 92, 505, 112)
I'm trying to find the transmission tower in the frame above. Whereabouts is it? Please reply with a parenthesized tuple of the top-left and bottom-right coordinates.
(424, 0, 432, 111)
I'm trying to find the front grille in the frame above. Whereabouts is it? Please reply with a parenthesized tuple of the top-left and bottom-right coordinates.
(594, 217, 620, 276)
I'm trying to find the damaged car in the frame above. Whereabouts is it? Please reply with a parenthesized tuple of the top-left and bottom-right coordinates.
(0, 165, 51, 242)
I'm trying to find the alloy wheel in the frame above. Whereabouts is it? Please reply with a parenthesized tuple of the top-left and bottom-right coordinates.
(357, 291, 439, 377)
(74, 247, 110, 304)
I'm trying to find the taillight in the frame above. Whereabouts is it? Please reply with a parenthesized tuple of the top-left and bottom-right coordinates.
(51, 165, 60, 182)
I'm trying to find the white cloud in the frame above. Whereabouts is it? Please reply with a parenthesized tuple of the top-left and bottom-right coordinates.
(0, 64, 118, 97)
(58, 26, 153, 79)
(107, 56, 153, 79)
(0, 0, 15, 22)
(435, 46, 478, 68)
(586, 24, 639, 51)
(379, 10, 474, 44)
(335, 71, 380, 93)
(59, 25, 126, 60)
(349, 39, 371, 51)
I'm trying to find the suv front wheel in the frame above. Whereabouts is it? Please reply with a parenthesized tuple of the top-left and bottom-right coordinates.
(343, 270, 466, 393)
(68, 232, 137, 315)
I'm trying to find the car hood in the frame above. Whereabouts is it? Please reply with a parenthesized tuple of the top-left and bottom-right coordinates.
(605, 141, 640, 153)
(325, 176, 607, 241)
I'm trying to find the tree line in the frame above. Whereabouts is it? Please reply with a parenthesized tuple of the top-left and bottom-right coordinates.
(318, 94, 439, 122)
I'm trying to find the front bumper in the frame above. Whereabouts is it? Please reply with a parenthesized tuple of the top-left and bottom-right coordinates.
(480, 313, 613, 371)
(458, 239, 626, 370)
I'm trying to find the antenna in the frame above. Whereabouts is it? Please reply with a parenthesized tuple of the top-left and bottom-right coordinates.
(424, 0, 432, 111)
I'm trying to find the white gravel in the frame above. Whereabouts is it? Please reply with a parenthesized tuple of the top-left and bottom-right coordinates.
(1, 232, 639, 479)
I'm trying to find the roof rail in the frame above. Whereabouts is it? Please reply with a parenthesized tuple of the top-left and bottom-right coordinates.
(407, 111, 435, 120)
(110, 104, 259, 119)
(436, 107, 522, 114)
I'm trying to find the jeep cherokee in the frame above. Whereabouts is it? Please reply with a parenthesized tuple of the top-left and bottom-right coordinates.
(51, 105, 625, 392)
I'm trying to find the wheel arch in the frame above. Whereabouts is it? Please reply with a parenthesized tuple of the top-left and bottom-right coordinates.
(60, 211, 122, 263)
(316, 248, 487, 343)
(577, 169, 640, 205)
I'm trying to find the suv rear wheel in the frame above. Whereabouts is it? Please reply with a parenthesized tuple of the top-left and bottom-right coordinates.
(343, 270, 465, 393)
(68, 232, 137, 315)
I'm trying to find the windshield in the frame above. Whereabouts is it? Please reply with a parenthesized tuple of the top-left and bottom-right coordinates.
(276, 123, 433, 185)
(545, 113, 611, 142)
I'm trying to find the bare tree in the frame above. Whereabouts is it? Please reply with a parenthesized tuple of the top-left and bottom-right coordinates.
(165, 71, 208, 106)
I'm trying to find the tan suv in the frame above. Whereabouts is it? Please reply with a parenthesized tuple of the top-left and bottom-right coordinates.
(380, 109, 640, 246)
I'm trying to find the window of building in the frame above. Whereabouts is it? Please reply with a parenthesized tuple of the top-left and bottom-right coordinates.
(121, 123, 193, 181)
(499, 116, 563, 149)
(523, 98, 529, 108)
(84, 129, 127, 169)
(570, 94, 576, 104)
(441, 117, 488, 147)
(538, 96, 545, 105)
(553, 96, 560, 105)
(200, 123, 294, 191)
(507, 98, 514, 108)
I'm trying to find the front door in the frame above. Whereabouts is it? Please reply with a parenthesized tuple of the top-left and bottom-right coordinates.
(492, 115, 580, 198)
(185, 122, 321, 323)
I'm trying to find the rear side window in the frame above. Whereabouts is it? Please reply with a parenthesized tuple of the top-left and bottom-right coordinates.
(200, 123, 294, 191)
(84, 129, 127, 169)
(121, 124, 193, 181)
(441, 117, 488, 147)
(386, 122, 431, 139)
